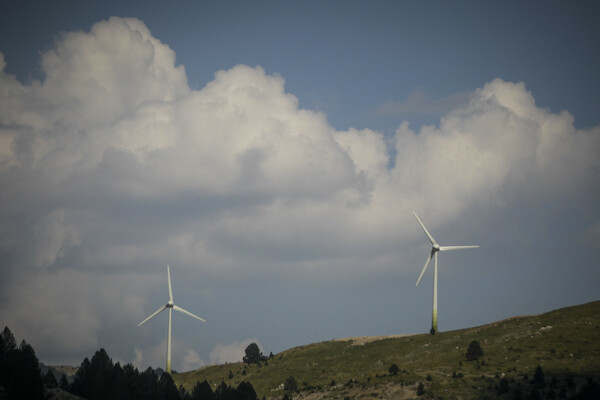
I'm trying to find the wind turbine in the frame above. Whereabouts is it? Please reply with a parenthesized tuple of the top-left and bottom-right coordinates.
(138, 265, 205, 374)
(413, 211, 478, 335)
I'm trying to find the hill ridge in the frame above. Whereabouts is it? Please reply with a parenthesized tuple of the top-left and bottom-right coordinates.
(175, 300, 600, 399)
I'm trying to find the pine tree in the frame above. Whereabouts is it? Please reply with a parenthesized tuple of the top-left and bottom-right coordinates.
(59, 374, 70, 391)
(138, 367, 160, 399)
(0, 326, 17, 351)
(192, 379, 214, 400)
(284, 376, 298, 393)
(497, 377, 510, 395)
(71, 349, 117, 400)
(0, 326, 17, 388)
(214, 381, 235, 400)
(44, 369, 59, 388)
(158, 372, 180, 400)
(0, 333, 44, 400)
(465, 340, 484, 361)
(533, 365, 545, 387)
(243, 343, 264, 364)
(17, 340, 45, 399)
(236, 381, 258, 400)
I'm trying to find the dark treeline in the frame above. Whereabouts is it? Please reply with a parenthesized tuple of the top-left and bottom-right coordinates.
(0, 326, 258, 400)
(69, 347, 258, 400)
(0, 326, 45, 399)
(70, 348, 181, 400)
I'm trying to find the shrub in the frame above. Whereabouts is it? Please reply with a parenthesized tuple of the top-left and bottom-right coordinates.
(466, 340, 484, 361)
(533, 365, 545, 387)
(389, 363, 400, 375)
(497, 378, 510, 395)
(284, 376, 298, 393)
(530, 386, 541, 400)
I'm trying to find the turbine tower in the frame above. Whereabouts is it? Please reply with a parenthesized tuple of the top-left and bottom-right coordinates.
(138, 265, 205, 374)
(413, 211, 478, 335)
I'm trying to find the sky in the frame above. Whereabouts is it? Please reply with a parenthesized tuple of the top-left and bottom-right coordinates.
(0, 1, 599, 372)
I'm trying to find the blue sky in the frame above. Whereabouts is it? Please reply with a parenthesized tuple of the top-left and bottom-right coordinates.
(3, 1, 599, 131)
(0, 1, 598, 372)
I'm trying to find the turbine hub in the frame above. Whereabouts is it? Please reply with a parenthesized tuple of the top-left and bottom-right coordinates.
(432, 244, 440, 252)
(167, 301, 174, 308)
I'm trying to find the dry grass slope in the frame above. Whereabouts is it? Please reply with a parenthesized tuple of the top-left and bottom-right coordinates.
(174, 301, 600, 399)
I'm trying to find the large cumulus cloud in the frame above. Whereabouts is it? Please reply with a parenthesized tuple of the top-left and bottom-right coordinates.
(0, 17, 598, 368)
(390, 79, 599, 219)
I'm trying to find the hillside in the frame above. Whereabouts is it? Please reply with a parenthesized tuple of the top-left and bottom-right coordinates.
(174, 301, 600, 399)
(41, 363, 78, 384)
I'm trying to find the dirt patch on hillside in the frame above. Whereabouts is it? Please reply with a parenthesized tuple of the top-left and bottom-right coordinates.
(50, 365, 79, 376)
(336, 334, 415, 346)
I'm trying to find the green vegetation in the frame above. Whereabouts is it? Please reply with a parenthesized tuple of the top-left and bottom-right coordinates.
(175, 301, 600, 399)
(0, 326, 44, 399)
(243, 342, 267, 365)
(465, 340, 484, 361)
(1, 331, 258, 400)
(69, 348, 184, 400)
(2, 300, 600, 399)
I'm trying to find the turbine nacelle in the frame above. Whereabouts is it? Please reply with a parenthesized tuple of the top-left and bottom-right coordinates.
(432, 244, 441, 252)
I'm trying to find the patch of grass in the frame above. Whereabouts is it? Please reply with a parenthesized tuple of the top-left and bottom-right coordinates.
(174, 300, 600, 399)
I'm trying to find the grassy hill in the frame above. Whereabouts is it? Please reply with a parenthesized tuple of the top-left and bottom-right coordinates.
(174, 301, 600, 399)
(42, 363, 78, 384)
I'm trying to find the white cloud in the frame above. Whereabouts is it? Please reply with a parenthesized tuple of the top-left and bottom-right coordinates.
(379, 79, 600, 227)
(182, 348, 205, 371)
(133, 348, 144, 367)
(0, 17, 598, 368)
(0, 268, 150, 365)
(133, 338, 197, 372)
(209, 338, 262, 364)
(38, 17, 188, 129)
(0, 17, 596, 274)
(33, 209, 81, 268)
(1, 270, 101, 354)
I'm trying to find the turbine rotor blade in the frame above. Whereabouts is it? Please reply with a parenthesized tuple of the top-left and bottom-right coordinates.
(413, 211, 437, 245)
(167, 265, 173, 302)
(173, 305, 206, 322)
(138, 305, 167, 327)
(416, 250, 434, 286)
(439, 245, 480, 251)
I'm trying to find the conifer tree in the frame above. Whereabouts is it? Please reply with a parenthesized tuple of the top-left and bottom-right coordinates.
(158, 372, 180, 400)
(243, 343, 265, 364)
(0, 330, 44, 400)
(465, 340, 484, 361)
(59, 374, 70, 391)
(236, 381, 258, 400)
(43, 369, 59, 388)
(533, 365, 545, 387)
(192, 379, 214, 400)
